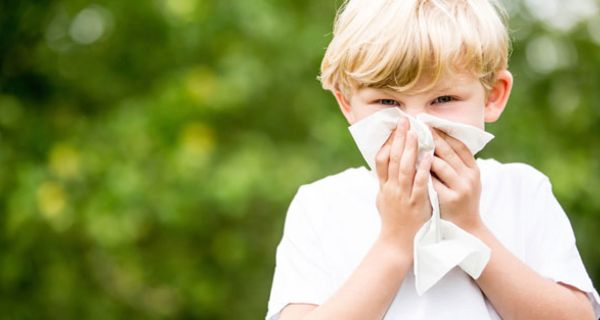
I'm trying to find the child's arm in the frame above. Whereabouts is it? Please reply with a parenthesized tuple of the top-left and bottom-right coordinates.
(430, 130, 595, 320)
(471, 224, 594, 320)
(280, 118, 433, 319)
(280, 236, 412, 319)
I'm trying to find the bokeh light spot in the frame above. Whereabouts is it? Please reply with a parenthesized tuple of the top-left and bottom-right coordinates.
(162, 0, 202, 22)
(37, 181, 67, 219)
(525, 0, 598, 31)
(587, 16, 600, 45)
(49, 143, 81, 179)
(69, 5, 112, 44)
(185, 67, 218, 106)
(175, 122, 214, 175)
(526, 36, 575, 74)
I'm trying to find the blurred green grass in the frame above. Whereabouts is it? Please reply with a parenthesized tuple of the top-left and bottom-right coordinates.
(0, 0, 599, 318)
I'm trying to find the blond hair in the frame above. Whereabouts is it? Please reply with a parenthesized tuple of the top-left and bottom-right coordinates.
(319, 0, 510, 96)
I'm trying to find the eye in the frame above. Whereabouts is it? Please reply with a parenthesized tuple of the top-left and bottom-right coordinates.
(432, 95, 455, 104)
(377, 99, 400, 106)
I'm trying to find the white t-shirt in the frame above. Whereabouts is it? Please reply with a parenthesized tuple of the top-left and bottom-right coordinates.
(266, 158, 600, 319)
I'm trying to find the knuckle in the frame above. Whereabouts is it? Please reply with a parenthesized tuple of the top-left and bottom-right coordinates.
(399, 164, 412, 176)
(375, 153, 387, 166)
(376, 147, 388, 160)
(414, 172, 426, 185)
(438, 160, 449, 171)
(450, 153, 460, 163)
(466, 175, 477, 186)
(466, 171, 479, 185)
(436, 141, 448, 152)
(381, 184, 398, 197)
(446, 192, 462, 204)
(391, 186, 403, 197)
(380, 183, 390, 193)
(435, 149, 445, 159)
(408, 196, 421, 207)
(471, 168, 480, 180)
(457, 181, 470, 194)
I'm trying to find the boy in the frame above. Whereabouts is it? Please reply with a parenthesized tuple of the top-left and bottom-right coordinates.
(266, 0, 600, 319)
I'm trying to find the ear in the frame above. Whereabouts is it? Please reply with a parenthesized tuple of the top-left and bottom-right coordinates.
(333, 90, 356, 124)
(484, 69, 513, 123)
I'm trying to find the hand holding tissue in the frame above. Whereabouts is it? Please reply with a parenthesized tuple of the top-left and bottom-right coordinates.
(348, 108, 494, 295)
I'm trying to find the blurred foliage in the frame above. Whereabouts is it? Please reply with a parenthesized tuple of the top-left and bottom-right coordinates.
(0, 0, 599, 318)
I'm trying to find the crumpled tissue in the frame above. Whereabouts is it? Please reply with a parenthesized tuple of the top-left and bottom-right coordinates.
(348, 107, 494, 295)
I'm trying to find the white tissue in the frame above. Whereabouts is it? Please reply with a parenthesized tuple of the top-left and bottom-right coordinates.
(348, 108, 494, 295)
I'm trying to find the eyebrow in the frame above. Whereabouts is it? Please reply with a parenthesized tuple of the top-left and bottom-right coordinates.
(362, 83, 465, 98)
(430, 81, 474, 95)
(390, 86, 459, 96)
(430, 86, 454, 94)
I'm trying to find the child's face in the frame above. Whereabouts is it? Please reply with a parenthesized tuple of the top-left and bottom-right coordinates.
(335, 70, 513, 129)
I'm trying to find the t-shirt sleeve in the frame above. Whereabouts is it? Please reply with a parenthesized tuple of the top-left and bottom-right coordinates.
(526, 176, 600, 317)
(265, 186, 332, 320)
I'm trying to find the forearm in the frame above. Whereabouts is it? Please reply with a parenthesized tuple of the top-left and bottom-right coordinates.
(281, 237, 412, 320)
(471, 224, 594, 320)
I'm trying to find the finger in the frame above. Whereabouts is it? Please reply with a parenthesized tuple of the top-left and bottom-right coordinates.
(398, 130, 418, 193)
(430, 155, 460, 189)
(388, 117, 409, 183)
(432, 129, 468, 172)
(411, 154, 432, 199)
(431, 175, 451, 198)
(435, 129, 477, 168)
(375, 130, 394, 184)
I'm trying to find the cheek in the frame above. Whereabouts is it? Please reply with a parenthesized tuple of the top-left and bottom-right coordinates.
(428, 106, 485, 129)
(351, 105, 387, 123)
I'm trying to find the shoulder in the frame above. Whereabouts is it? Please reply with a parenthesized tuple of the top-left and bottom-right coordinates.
(477, 158, 547, 179)
(281, 167, 374, 239)
(286, 166, 377, 227)
(477, 158, 550, 188)
(477, 158, 553, 214)
(303, 166, 373, 188)
(295, 166, 375, 201)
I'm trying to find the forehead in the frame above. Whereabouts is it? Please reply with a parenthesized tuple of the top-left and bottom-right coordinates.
(357, 72, 482, 96)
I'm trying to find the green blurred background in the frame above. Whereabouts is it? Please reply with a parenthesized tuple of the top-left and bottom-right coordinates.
(1, 0, 599, 318)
